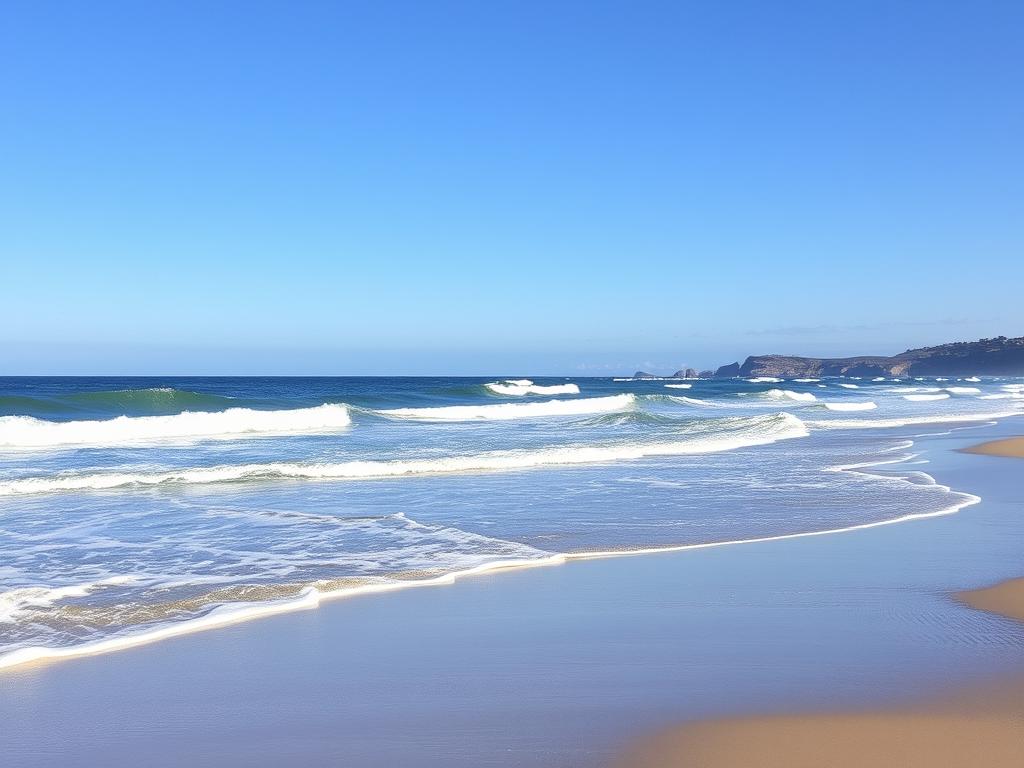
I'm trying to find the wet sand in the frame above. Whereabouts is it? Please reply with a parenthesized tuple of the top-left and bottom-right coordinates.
(614, 580, 1024, 767)
(615, 437, 1024, 768)
(613, 698, 1024, 768)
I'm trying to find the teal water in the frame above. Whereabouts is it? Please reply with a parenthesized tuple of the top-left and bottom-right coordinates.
(1, 375, 1022, 667)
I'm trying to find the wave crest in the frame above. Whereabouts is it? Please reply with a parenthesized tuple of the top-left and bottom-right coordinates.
(0, 413, 809, 495)
(0, 404, 352, 448)
(377, 394, 633, 421)
(484, 380, 580, 397)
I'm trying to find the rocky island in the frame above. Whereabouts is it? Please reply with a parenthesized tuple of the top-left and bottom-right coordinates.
(714, 335, 1024, 378)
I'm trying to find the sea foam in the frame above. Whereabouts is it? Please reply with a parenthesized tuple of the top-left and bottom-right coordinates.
(823, 401, 877, 411)
(484, 380, 580, 396)
(0, 413, 809, 496)
(0, 405, 353, 448)
(378, 394, 634, 421)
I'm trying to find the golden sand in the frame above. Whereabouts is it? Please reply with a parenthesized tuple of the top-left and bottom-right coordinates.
(960, 436, 1024, 459)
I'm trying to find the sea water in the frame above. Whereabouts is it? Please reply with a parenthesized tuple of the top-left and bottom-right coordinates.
(1, 375, 1022, 668)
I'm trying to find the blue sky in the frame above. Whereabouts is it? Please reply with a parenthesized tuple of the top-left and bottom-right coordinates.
(2, 1, 1021, 375)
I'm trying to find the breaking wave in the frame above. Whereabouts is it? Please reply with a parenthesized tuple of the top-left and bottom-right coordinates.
(823, 401, 877, 411)
(484, 380, 581, 397)
(0, 413, 809, 495)
(377, 394, 634, 421)
(0, 404, 353, 448)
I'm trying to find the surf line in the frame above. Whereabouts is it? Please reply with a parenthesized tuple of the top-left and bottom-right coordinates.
(0, 435, 983, 673)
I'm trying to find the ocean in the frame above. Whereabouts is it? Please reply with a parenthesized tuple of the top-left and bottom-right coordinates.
(1, 375, 1022, 669)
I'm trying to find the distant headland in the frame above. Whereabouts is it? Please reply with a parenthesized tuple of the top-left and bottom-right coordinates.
(637, 335, 1024, 379)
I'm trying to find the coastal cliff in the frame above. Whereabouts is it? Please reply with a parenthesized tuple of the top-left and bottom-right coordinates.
(714, 336, 1024, 378)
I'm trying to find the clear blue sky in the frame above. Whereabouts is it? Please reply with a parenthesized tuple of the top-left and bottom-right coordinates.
(2, 1, 1021, 375)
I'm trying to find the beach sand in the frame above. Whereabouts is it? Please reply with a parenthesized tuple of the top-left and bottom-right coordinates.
(958, 576, 1024, 623)
(612, 696, 1024, 768)
(961, 435, 1024, 458)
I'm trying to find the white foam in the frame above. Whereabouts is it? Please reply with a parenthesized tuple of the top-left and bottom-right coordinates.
(0, 577, 135, 624)
(904, 394, 951, 401)
(964, 377, 981, 382)
(664, 383, 692, 389)
(872, 377, 886, 381)
(0, 405, 353, 448)
(836, 383, 859, 389)
(0, 556, 567, 671)
(944, 387, 981, 395)
(808, 407, 1024, 430)
(0, 414, 810, 496)
(764, 389, 817, 402)
(378, 394, 634, 421)
(823, 401, 877, 411)
(747, 377, 783, 383)
(484, 380, 580, 396)
(792, 378, 820, 383)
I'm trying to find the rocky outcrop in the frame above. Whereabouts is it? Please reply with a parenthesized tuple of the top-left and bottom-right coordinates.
(714, 362, 741, 378)
(714, 336, 1024, 378)
(632, 371, 658, 379)
(671, 368, 699, 379)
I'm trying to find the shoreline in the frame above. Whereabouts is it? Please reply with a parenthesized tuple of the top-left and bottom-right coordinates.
(3, 419, 1024, 766)
(613, 441, 1024, 768)
(0, 436, 981, 673)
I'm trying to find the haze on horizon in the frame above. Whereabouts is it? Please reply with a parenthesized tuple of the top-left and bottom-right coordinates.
(2, 2, 1022, 376)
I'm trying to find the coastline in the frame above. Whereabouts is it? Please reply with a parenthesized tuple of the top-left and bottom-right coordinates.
(2, 418, 1024, 766)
